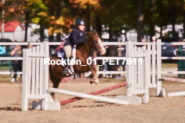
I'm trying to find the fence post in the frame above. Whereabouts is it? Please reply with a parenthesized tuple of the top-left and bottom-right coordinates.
(157, 39, 162, 96)
(21, 49, 29, 111)
(152, 41, 156, 87)
(126, 41, 132, 96)
(42, 41, 49, 110)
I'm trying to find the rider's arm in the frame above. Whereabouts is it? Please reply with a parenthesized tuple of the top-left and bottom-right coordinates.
(71, 31, 86, 45)
(10, 47, 17, 56)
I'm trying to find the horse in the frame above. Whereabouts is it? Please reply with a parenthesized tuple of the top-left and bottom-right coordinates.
(49, 31, 106, 100)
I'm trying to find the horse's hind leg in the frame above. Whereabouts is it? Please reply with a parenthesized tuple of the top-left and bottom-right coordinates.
(50, 75, 61, 101)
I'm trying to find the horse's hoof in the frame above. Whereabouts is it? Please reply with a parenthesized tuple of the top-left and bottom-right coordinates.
(90, 80, 93, 84)
(90, 79, 99, 85)
(90, 78, 94, 84)
(54, 98, 59, 102)
(94, 79, 99, 83)
(94, 82, 99, 85)
(90, 81, 98, 85)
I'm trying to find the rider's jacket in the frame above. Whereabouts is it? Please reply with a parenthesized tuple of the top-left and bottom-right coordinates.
(0, 46, 6, 55)
(64, 27, 86, 46)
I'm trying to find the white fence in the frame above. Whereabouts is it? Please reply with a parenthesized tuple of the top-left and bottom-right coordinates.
(22, 42, 50, 111)
(0, 40, 184, 96)
(126, 41, 150, 103)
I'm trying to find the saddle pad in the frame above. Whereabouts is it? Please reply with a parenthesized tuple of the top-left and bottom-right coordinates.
(57, 51, 65, 58)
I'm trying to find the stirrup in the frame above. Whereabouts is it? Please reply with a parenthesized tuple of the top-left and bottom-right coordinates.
(62, 68, 73, 76)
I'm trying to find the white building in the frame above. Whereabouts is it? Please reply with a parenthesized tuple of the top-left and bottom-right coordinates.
(24, 23, 48, 42)
(0, 21, 24, 41)
(0, 22, 49, 42)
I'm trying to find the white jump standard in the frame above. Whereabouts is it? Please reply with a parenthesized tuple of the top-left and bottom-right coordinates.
(116, 41, 150, 105)
(21, 42, 129, 111)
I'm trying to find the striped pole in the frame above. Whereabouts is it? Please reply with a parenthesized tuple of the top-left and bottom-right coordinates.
(59, 82, 127, 105)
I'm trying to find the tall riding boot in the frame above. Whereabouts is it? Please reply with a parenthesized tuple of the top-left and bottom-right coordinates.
(62, 58, 72, 76)
(62, 65, 69, 76)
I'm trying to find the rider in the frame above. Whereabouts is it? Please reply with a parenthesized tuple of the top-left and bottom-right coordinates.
(62, 18, 86, 76)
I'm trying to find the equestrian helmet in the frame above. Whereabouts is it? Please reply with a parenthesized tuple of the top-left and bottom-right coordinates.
(75, 18, 85, 26)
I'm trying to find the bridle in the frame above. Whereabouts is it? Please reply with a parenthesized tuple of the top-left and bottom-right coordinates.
(92, 38, 105, 54)
(84, 34, 105, 55)
(84, 37, 99, 53)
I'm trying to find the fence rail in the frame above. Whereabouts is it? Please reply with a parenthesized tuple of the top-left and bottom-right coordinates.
(1, 41, 185, 75)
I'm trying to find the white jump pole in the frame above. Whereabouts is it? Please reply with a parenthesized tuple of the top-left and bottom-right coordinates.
(168, 92, 185, 97)
(47, 88, 129, 105)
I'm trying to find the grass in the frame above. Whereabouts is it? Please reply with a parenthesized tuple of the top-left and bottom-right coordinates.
(0, 75, 12, 83)
(0, 66, 11, 70)
(0, 75, 11, 79)
(162, 63, 177, 67)
(162, 80, 185, 85)
(100, 78, 126, 83)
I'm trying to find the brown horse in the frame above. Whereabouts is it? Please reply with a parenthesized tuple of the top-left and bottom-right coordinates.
(49, 31, 106, 100)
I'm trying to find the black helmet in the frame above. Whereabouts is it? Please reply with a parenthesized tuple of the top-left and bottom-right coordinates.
(75, 18, 85, 26)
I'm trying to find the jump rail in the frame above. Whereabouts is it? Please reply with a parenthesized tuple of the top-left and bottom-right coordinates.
(48, 88, 129, 105)
(60, 82, 127, 105)
(168, 92, 185, 97)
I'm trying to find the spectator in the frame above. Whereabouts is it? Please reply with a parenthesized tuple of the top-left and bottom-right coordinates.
(0, 46, 6, 69)
(104, 61, 109, 78)
(138, 38, 147, 48)
(141, 38, 146, 42)
(152, 36, 156, 42)
(27, 43, 33, 49)
(0, 45, 6, 54)
(117, 45, 126, 79)
(177, 38, 185, 78)
(10, 42, 22, 83)
(98, 53, 109, 78)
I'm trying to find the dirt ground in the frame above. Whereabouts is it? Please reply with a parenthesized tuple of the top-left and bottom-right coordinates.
(0, 78, 185, 123)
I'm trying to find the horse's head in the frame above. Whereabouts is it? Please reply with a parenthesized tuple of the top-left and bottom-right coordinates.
(86, 32, 106, 55)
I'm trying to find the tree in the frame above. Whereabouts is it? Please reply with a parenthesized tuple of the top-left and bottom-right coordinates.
(1, 0, 48, 42)
(137, 0, 144, 42)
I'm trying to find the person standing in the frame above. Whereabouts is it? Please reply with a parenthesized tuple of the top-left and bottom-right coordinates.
(177, 38, 185, 78)
(0, 45, 6, 69)
(117, 45, 126, 79)
(10, 43, 22, 82)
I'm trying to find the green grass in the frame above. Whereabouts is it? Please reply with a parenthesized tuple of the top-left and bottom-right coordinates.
(162, 63, 177, 67)
(0, 66, 10, 70)
(100, 78, 126, 83)
(0, 75, 12, 83)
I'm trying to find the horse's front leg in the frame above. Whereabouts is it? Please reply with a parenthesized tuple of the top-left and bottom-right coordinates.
(50, 75, 61, 101)
(90, 66, 99, 84)
(89, 50, 99, 84)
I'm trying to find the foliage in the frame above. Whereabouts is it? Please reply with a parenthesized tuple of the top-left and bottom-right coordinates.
(1, 0, 185, 38)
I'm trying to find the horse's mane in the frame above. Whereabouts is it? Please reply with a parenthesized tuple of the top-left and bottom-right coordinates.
(86, 31, 99, 41)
